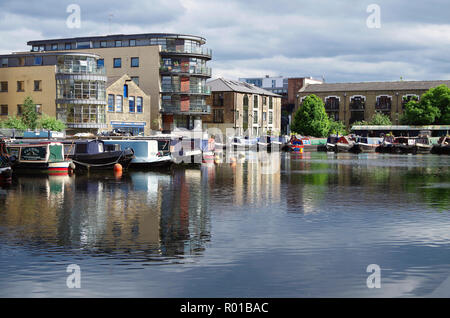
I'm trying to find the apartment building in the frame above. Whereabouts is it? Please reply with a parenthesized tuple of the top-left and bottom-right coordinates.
(204, 78, 282, 136)
(297, 80, 450, 126)
(106, 74, 151, 135)
(0, 52, 107, 134)
(27, 33, 212, 132)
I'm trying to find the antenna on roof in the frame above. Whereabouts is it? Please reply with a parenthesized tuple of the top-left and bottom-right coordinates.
(108, 13, 114, 35)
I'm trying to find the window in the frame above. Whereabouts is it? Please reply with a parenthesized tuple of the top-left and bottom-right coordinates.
(269, 111, 273, 125)
(113, 58, 121, 68)
(1, 58, 7, 67)
(35, 104, 42, 114)
(131, 77, 139, 86)
(272, 80, 276, 88)
(0, 82, 7, 92)
(326, 96, 341, 110)
(34, 80, 42, 91)
(263, 112, 267, 121)
(254, 95, 258, 108)
(0, 105, 8, 116)
(253, 110, 258, 124)
(115, 40, 122, 47)
(34, 56, 43, 65)
(52, 43, 58, 50)
(136, 97, 143, 113)
(115, 95, 123, 112)
(213, 109, 224, 123)
(100, 41, 107, 48)
(17, 104, 23, 115)
(263, 97, 267, 105)
(77, 41, 91, 49)
(32, 46, 39, 52)
(97, 59, 104, 68)
(17, 81, 24, 92)
(129, 39, 136, 46)
(108, 94, 114, 112)
(123, 84, 128, 98)
(269, 97, 273, 109)
(129, 96, 135, 113)
(39, 45, 45, 52)
(131, 57, 139, 67)
(65, 43, 72, 50)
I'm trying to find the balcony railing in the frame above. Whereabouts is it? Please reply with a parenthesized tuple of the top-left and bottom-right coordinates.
(161, 46, 212, 58)
(56, 65, 106, 76)
(161, 85, 211, 95)
(325, 104, 340, 111)
(159, 65, 212, 77)
(161, 102, 211, 114)
(349, 102, 365, 111)
(375, 103, 391, 111)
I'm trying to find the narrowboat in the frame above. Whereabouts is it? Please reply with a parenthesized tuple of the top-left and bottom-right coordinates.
(103, 139, 173, 168)
(62, 139, 134, 170)
(350, 137, 382, 153)
(413, 135, 433, 154)
(431, 136, 450, 155)
(323, 135, 340, 152)
(289, 136, 310, 153)
(385, 137, 415, 154)
(6, 142, 73, 175)
(0, 140, 12, 183)
(335, 136, 356, 153)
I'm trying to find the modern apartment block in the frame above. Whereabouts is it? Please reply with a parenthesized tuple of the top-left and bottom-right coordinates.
(27, 33, 212, 132)
(0, 52, 107, 134)
(204, 78, 282, 137)
(106, 75, 151, 136)
(297, 80, 450, 126)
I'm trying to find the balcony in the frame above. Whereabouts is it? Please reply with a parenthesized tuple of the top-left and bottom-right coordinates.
(160, 46, 212, 59)
(161, 102, 211, 115)
(375, 103, 391, 111)
(56, 65, 106, 76)
(160, 65, 212, 77)
(161, 85, 211, 95)
(349, 102, 365, 111)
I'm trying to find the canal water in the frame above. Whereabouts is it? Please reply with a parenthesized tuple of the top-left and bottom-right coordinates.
(0, 152, 449, 297)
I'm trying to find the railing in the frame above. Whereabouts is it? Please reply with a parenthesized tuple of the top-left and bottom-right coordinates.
(161, 103, 211, 114)
(161, 85, 211, 95)
(56, 65, 106, 76)
(159, 65, 212, 77)
(375, 103, 391, 111)
(325, 104, 340, 111)
(161, 46, 212, 58)
(349, 102, 365, 111)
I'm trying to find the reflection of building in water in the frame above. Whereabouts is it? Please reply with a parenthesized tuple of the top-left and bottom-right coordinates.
(230, 152, 281, 207)
(0, 170, 211, 260)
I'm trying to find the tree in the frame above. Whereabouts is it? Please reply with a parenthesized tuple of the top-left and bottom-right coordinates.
(38, 115, 66, 132)
(418, 84, 450, 124)
(1, 116, 27, 130)
(368, 112, 392, 125)
(21, 96, 39, 129)
(291, 94, 330, 137)
(328, 117, 347, 135)
(401, 100, 440, 125)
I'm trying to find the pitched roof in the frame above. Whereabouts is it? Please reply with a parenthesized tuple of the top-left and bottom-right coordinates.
(300, 80, 450, 93)
(207, 78, 281, 97)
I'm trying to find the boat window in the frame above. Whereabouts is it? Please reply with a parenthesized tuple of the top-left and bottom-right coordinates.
(158, 140, 170, 151)
(75, 143, 88, 154)
(98, 142, 104, 153)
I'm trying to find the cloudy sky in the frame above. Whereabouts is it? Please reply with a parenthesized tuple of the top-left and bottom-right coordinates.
(1, 0, 450, 83)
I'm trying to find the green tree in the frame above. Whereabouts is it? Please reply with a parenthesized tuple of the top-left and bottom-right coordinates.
(328, 117, 347, 135)
(38, 115, 66, 132)
(291, 94, 330, 137)
(401, 100, 440, 125)
(418, 84, 450, 124)
(21, 96, 39, 129)
(1, 116, 27, 130)
(368, 112, 392, 125)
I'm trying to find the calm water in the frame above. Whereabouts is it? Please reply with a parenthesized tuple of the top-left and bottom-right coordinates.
(0, 152, 449, 297)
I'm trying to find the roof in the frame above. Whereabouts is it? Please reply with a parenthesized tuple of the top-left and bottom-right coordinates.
(300, 80, 450, 93)
(207, 78, 281, 97)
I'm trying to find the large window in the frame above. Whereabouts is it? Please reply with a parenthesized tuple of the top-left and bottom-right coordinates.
(325, 96, 340, 110)
(376, 95, 392, 111)
(349, 96, 365, 110)
(108, 94, 114, 112)
(131, 57, 139, 67)
(34, 56, 43, 65)
(213, 109, 224, 123)
(115, 95, 123, 112)
(136, 97, 143, 113)
(129, 96, 135, 113)
(113, 58, 121, 68)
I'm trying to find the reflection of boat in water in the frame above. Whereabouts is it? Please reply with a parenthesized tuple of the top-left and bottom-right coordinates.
(432, 136, 450, 155)
(257, 135, 283, 152)
(7, 142, 73, 175)
(63, 139, 134, 170)
(0, 139, 12, 183)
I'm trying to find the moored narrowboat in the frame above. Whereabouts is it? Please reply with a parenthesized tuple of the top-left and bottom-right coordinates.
(431, 136, 450, 155)
(6, 142, 73, 175)
(335, 136, 356, 153)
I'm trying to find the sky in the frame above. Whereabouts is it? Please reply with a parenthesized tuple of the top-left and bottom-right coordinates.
(1, 0, 450, 83)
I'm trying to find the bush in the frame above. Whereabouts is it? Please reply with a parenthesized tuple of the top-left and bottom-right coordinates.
(38, 115, 66, 132)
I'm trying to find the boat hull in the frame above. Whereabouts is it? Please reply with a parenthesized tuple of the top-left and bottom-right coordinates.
(68, 149, 134, 170)
(335, 143, 354, 152)
(11, 161, 71, 176)
(351, 143, 377, 153)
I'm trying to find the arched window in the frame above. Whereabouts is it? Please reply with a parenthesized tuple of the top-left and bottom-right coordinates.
(349, 95, 366, 110)
(325, 96, 340, 110)
(376, 95, 392, 111)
